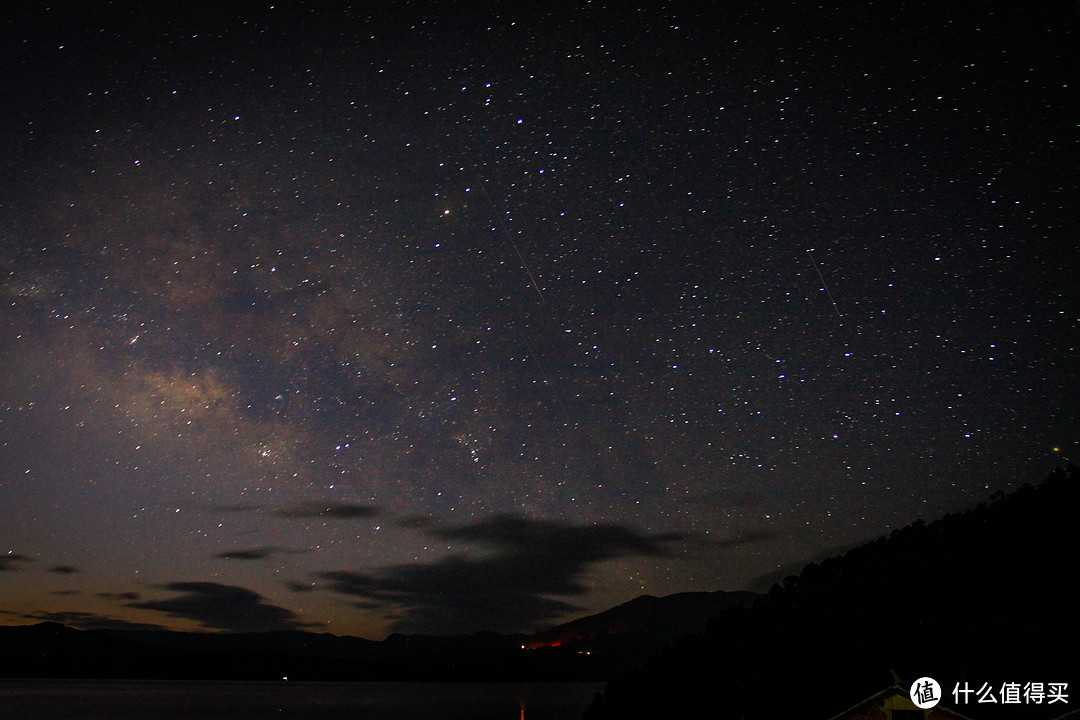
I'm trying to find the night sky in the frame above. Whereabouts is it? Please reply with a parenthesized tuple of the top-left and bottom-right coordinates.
(1, 1, 1076, 639)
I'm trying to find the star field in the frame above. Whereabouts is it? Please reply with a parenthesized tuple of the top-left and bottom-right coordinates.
(1, 1, 1076, 638)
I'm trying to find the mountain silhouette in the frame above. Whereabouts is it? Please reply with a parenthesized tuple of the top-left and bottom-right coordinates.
(0, 590, 754, 682)
(525, 590, 757, 674)
(585, 465, 1080, 720)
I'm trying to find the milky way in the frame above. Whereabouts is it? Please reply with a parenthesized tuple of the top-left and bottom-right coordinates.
(1, 1, 1076, 638)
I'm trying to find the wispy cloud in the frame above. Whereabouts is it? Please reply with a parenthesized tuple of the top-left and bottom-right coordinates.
(211, 503, 262, 514)
(97, 591, 141, 601)
(0, 553, 34, 572)
(276, 503, 380, 520)
(696, 529, 780, 549)
(321, 514, 682, 635)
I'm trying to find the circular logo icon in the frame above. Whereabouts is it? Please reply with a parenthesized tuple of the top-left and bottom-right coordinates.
(910, 677, 941, 709)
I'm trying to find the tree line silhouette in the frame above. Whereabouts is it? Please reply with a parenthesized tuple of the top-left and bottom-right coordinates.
(586, 465, 1079, 720)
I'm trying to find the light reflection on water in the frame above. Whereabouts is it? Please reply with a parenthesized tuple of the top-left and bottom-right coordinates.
(0, 679, 605, 720)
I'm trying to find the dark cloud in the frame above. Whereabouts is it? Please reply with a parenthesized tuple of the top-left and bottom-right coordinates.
(127, 581, 310, 632)
(321, 514, 681, 635)
(0, 553, 34, 572)
(97, 591, 141, 601)
(212, 546, 303, 561)
(435, 515, 682, 560)
(276, 503, 380, 520)
(49, 565, 79, 574)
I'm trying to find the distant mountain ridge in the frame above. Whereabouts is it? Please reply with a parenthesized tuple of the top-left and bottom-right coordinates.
(0, 589, 756, 681)
(0, 621, 583, 681)
(524, 589, 757, 674)
(527, 590, 758, 649)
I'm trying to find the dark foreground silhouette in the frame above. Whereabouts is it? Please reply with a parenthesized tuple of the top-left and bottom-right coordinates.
(585, 465, 1080, 720)
(0, 591, 752, 682)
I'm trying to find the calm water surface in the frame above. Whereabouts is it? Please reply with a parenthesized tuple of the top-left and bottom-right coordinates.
(0, 679, 605, 719)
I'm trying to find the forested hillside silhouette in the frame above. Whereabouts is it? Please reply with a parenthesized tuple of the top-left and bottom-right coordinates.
(586, 465, 1079, 720)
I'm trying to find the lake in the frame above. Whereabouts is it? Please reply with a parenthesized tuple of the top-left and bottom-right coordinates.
(0, 679, 606, 719)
